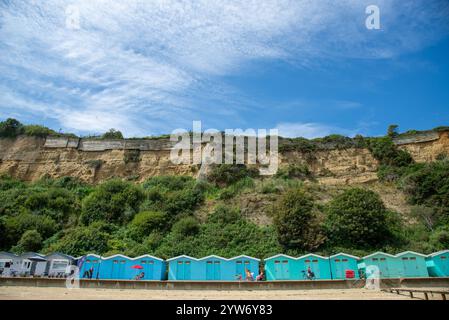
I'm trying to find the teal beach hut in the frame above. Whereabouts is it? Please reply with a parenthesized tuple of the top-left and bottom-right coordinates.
(99, 254, 133, 280)
(395, 251, 429, 278)
(264, 254, 298, 280)
(358, 252, 399, 278)
(168, 255, 260, 281)
(297, 254, 332, 280)
(229, 255, 260, 280)
(168, 255, 196, 280)
(329, 253, 360, 279)
(130, 254, 166, 280)
(78, 254, 102, 279)
(426, 250, 449, 277)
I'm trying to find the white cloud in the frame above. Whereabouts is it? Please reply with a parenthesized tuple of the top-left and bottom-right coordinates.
(275, 122, 357, 139)
(0, 0, 448, 135)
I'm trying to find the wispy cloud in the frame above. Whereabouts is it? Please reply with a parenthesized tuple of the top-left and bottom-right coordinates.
(275, 122, 358, 139)
(0, 1, 448, 136)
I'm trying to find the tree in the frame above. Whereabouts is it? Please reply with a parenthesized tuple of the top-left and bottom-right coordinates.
(80, 179, 145, 225)
(129, 211, 168, 240)
(387, 124, 399, 138)
(0, 118, 23, 137)
(273, 188, 324, 250)
(325, 188, 391, 248)
(45, 222, 113, 256)
(102, 128, 123, 139)
(17, 230, 43, 252)
(171, 216, 200, 237)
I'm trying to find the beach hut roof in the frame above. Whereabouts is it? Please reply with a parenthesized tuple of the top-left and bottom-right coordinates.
(83, 253, 102, 258)
(102, 254, 131, 260)
(229, 255, 261, 262)
(395, 251, 427, 258)
(0, 251, 18, 258)
(131, 254, 164, 262)
(166, 255, 198, 262)
(44, 252, 75, 260)
(329, 252, 360, 260)
(199, 255, 228, 261)
(362, 252, 396, 259)
(298, 253, 329, 260)
(427, 250, 449, 257)
(19, 252, 45, 259)
(264, 254, 298, 261)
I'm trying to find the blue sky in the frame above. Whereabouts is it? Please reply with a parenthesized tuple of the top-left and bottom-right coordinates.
(0, 0, 448, 138)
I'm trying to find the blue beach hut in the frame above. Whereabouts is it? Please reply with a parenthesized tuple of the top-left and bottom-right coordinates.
(167, 255, 198, 280)
(130, 254, 166, 280)
(297, 253, 332, 280)
(329, 253, 360, 280)
(264, 254, 299, 280)
(395, 251, 429, 278)
(78, 254, 102, 279)
(228, 255, 260, 281)
(99, 254, 133, 280)
(168, 255, 260, 281)
(358, 252, 399, 278)
(426, 250, 449, 277)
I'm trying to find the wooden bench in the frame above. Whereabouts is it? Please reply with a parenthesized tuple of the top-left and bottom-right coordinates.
(385, 288, 448, 300)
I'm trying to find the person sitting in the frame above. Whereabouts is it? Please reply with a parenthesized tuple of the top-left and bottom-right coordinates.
(307, 266, 315, 279)
(245, 268, 254, 281)
(256, 271, 264, 281)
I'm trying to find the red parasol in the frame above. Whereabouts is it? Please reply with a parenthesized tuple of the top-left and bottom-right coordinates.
(131, 265, 143, 269)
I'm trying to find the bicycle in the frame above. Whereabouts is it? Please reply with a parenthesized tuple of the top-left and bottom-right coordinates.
(301, 270, 315, 280)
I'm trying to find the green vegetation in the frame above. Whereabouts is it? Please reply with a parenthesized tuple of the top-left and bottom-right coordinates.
(0, 122, 448, 258)
(273, 189, 325, 251)
(102, 128, 124, 140)
(325, 188, 394, 249)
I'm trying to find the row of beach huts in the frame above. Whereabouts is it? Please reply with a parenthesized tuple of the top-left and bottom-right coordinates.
(0, 250, 448, 281)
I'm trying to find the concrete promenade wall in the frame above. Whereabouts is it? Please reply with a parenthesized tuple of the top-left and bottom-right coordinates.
(1, 277, 448, 290)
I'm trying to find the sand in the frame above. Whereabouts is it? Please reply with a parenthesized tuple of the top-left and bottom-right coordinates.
(0, 286, 427, 300)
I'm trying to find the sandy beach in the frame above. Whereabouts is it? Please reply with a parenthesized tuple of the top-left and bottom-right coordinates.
(0, 286, 430, 300)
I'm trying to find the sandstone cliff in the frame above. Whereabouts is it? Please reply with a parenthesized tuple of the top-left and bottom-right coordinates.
(0, 131, 447, 184)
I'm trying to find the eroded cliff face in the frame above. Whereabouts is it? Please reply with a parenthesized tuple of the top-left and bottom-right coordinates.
(0, 131, 448, 184)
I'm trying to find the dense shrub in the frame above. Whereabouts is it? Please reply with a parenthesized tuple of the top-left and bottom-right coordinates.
(102, 128, 124, 139)
(23, 125, 56, 137)
(15, 229, 43, 252)
(325, 188, 392, 248)
(45, 222, 114, 256)
(128, 211, 167, 241)
(207, 164, 258, 186)
(275, 164, 312, 180)
(0, 118, 23, 137)
(366, 137, 413, 167)
(80, 179, 145, 225)
(141, 176, 207, 220)
(273, 188, 325, 251)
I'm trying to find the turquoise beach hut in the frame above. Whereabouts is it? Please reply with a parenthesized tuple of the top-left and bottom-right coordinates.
(297, 253, 332, 280)
(130, 254, 166, 280)
(99, 254, 133, 280)
(329, 253, 360, 280)
(358, 252, 399, 278)
(78, 254, 102, 279)
(395, 251, 429, 278)
(168, 255, 260, 281)
(168, 255, 196, 280)
(264, 254, 298, 280)
(426, 250, 449, 277)
(226, 255, 260, 280)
